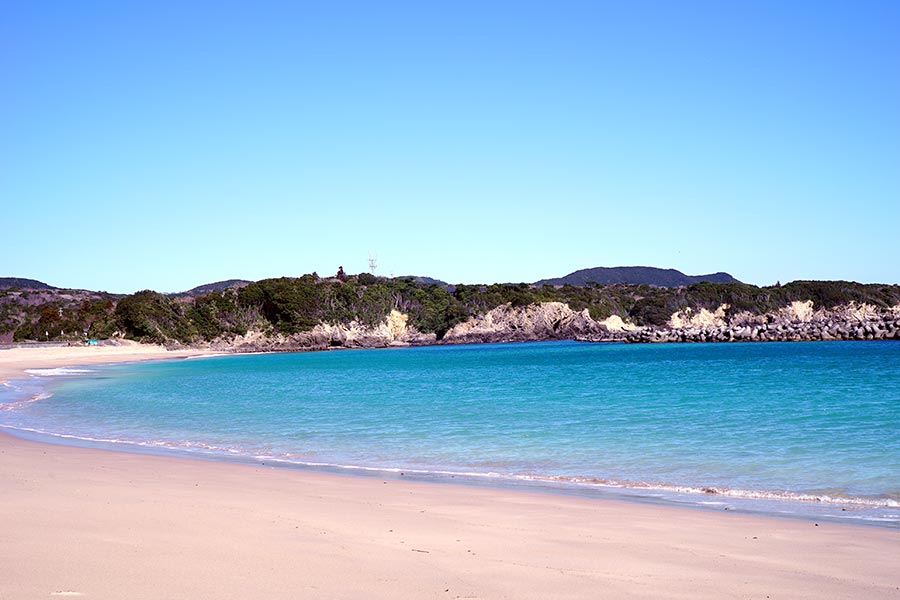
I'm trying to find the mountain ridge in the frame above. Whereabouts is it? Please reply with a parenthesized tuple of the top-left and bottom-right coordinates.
(175, 279, 252, 296)
(0, 277, 57, 290)
(534, 266, 740, 287)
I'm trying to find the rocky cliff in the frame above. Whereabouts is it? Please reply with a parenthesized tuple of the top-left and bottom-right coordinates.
(578, 301, 900, 344)
(434, 300, 900, 346)
(207, 310, 436, 353)
(197, 299, 900, 353)
(441, 302, 606, 344)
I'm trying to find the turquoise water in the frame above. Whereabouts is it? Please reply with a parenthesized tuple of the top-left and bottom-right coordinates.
(2, 340, 899, 525)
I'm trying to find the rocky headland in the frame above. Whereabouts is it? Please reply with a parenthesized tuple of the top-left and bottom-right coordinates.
(3, 274, 900, 351)
(441, 300, 900, 345)
(198, 300, 900, 353)
(579, 301, 900, 344)
(209, 309, 437, 353)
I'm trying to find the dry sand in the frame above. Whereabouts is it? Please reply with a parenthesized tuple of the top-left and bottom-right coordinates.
(0, 341, 212, 383)
(1, 346, 898, 599)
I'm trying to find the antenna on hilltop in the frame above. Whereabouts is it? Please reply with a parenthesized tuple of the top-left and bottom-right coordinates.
(368, 253, 378, 275)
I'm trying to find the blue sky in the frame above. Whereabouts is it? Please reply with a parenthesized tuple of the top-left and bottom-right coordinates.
(3, 1, 898, 293)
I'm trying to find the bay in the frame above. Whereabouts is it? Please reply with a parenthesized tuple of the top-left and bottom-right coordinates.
(3, 340, 899, 526)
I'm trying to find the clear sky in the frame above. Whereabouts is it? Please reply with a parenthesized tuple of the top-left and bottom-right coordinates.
(3, 1, 898, 293)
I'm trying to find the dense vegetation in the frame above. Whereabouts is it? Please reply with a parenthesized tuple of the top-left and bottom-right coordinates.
(2, 275, 899, 345)
(0, 287, 119, 344)
(178, 279, 253, 296)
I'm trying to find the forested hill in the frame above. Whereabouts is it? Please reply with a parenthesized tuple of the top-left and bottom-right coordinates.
(2, 272, 899, 346)
(534, 266, 740, 287)
(0, 277, 56, 290)
(176, 279, 252, 296)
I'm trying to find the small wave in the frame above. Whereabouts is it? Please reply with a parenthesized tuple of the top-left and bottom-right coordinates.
(529, 475, 900, 509)
(167, 454, 900, 511)
(0, 426, 252, 457)
(0, 392, 54, 411)
(259, 459, 505, 482)
(2, 425, 897, 515)
(24, 368, 96, 377)
(1, 380, 23, 393)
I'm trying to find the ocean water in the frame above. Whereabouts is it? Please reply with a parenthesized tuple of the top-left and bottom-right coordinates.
(2, 340, 899, 526)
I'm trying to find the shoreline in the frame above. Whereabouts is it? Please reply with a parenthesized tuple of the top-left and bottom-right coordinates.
(0, 340, 218, 384)
(4, 422, 898, 531)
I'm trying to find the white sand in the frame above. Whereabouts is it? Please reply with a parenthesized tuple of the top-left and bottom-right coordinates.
(0, 341, 212, 383)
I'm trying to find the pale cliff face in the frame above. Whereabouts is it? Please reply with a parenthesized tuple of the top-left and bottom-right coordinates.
(386, 310, 408, 339)
(211, 297, 900, 351)
(307, 309, 421, 345)
(781, 300, 814, 322)
(219, 310, 434, 351)
(444, 302, 575, 338)
(441, 302, 625, 342)
(598, 314, 637, 332)
(839, 302, 883, 322)
(668, 305, 729, 329)
(777, 301, 882, 324)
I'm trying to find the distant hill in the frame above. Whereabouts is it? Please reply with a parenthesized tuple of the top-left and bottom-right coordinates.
(395, 275, 449, 286)
(535, 266, 740, 288)
(0, 277, 56, 290)
(178, 279, 252, 296)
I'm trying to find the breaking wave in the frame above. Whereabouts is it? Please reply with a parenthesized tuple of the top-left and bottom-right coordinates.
(24, 368, 97, 377)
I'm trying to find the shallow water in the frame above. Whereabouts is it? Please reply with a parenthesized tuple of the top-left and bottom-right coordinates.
(3, 340, 899, 526)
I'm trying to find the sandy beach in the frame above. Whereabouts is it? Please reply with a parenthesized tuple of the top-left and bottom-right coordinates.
(1, 347, 899, 599)
(0, 342, 212, 384)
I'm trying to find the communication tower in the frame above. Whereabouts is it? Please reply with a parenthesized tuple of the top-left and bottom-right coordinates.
(368, 253, 378, 275)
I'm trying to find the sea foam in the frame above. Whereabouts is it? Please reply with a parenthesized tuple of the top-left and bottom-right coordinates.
(24, 368, 96, 376)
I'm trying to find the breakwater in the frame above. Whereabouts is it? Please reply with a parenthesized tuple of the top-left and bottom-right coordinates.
(583, 304, 900, 344)
(594, 316, 900, 343)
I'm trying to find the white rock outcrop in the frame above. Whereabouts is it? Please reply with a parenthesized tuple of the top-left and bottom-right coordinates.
(442, 302, 608, 343)
(599, 314, 639, 332)
(669, 304, 729, 329)
(221, 310, 435, 352)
